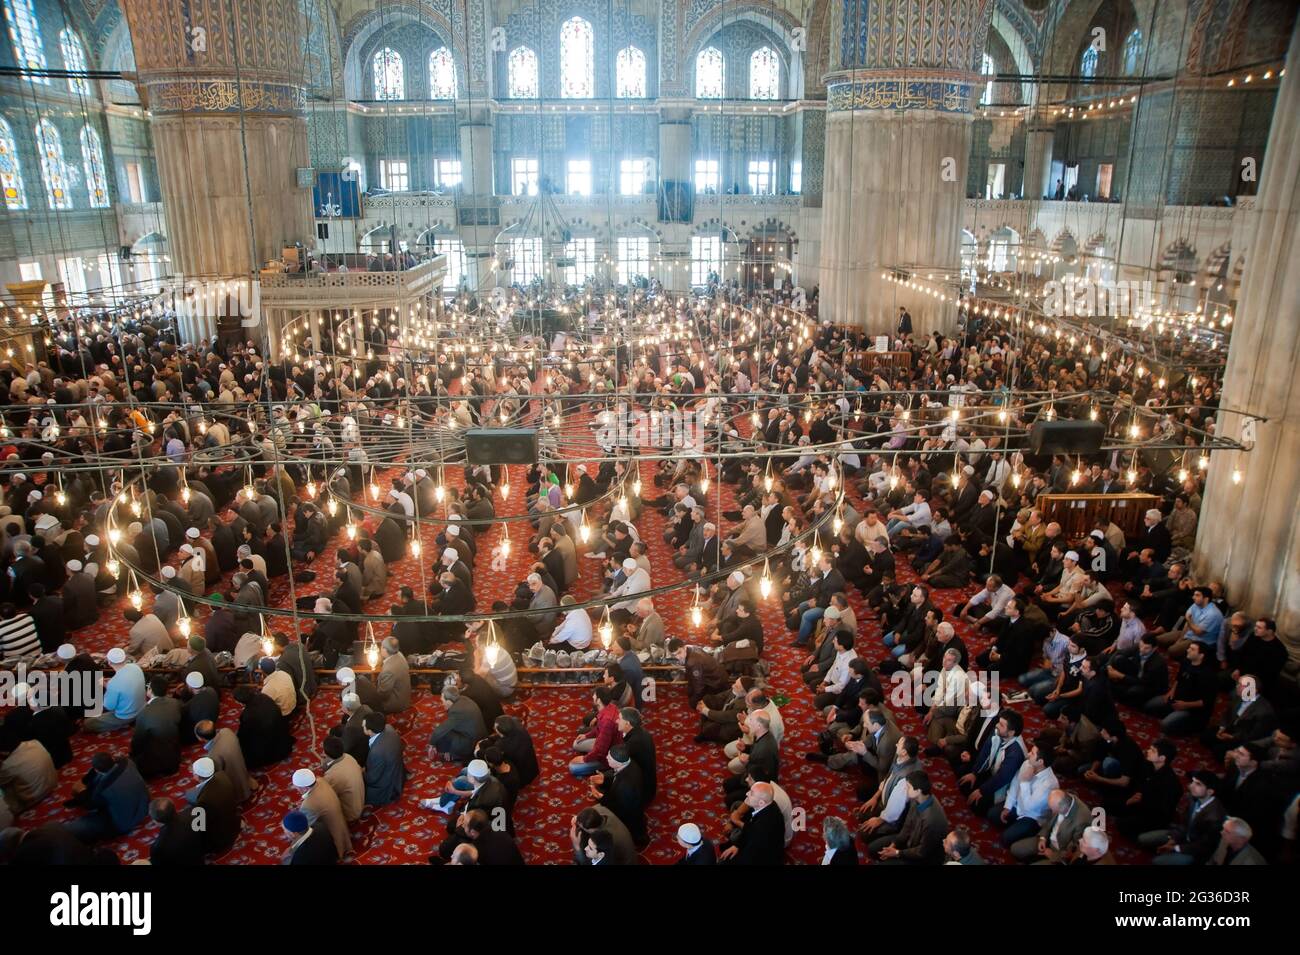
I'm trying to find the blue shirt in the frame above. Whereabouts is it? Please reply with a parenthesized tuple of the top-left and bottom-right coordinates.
(104, 663, 146, 720)
(1186, 602, 1225, 659)
(617, 652, 644, 709)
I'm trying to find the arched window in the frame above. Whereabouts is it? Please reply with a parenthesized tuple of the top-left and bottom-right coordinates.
(979, 52, 995, 106)
(35, 119, 71, 209)
(59, 29, 91, 96)
(429, 47, 457, 99)
(559, 16, 594, 98)
(615, 45, 646, 98)
(1080, 45, 1098, 80)
(372, 48, 404, 100)
(508, 46, 538, 98)
(80, 125, 108, 208)
(1123, 30, 1143, 76)
(4, 0, 47, 83)
(749, 47, 779, 100)
(0, 117, 28, 210)
(696, 46, 724, 99)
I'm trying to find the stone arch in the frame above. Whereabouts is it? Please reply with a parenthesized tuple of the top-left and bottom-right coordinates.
(341, 2, 459, 100)
(683, 2, 806, 99)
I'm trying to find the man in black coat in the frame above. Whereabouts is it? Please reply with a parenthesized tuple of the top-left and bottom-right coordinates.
(490, 716, 539, 789)
(720, 782, 785, 864)
(592, 745, 647, 848)
(234, 686, 294, 768)
(190, 758, 241, 856)
(148, 797, 206, 866)
(674, 822, 717, 864)
(64, 752, 150, 844)
(130, 678, 184, 779)
(437, 808, 525, 865)
(618, 708, 657, 804)
(281, 809, 338, 865)
(25, 583, 64, 651)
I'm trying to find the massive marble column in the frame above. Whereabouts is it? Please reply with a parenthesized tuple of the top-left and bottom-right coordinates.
(1195, 28, 1300, 637)
(121, 0, 314, 287)
(1023, 122, 1054, 201)
(458, 106, 494, 196)
(819, 0, 994, 333)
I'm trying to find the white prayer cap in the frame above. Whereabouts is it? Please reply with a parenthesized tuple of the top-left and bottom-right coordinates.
(1089, 530, 1105, 541)
(106, 648, 127, 664)
(192, 757, 215, 779)
(161, 565, 176, 579)
(27, 490, 41, 503)
(466, 759, 490, 780)
(84, 534, 99, 547)
(442, 547, 458, 561)
(576, 464, 587, 474)
(825, 606, 842, 620)
(11, 473, 25, 483)
(449, 514, 461, 521)
(677, 823, 702, 846)
(185, 671, 204, 690)
(387, 490, 399, 501)
(1064, 550, 1080, 562)
(292, 768, 316, 788)
(180, 544, 194, 556)
(446, 524, 460, 537)
(66, 559, 83, 573)
(336, 667, 356, 685)
(186, 527, 201, 540)
(622, 558, 638, 572)
(341, 693, 360, 710)
(128, 522, 143, 536)
(314, 598, 332, 614)
(56, 643, 76, 661)
(415, 469, 428, 479)
(963, 465, 975, 475)
(728, 571, 744, 585)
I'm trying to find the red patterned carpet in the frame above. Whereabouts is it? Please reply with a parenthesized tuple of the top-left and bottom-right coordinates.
(12, 413, 1219, 865)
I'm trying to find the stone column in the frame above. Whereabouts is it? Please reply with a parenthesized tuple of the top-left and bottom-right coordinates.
(458, 107, 494, 196)
(1023, 122, 1054, 201)
(818, 0, 994, 334)
(121, 0, 313, 336)
(1195, 28, 1300, 636)
(658, 109, 692, 189)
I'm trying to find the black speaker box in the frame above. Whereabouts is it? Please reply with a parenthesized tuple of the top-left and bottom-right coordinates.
(465, 428, 540, 465)
(1029, 419, 1106, 455)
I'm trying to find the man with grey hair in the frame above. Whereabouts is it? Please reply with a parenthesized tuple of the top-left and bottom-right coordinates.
(426, 682, 486, 763)
(1210, 816, 1266, 865)
(627, 597, 664, 651)
(353, 636, 411, 715)
(526, 572, 558, 636)
(1077, 826, 1114, 864)
(724, 709, 777, 804)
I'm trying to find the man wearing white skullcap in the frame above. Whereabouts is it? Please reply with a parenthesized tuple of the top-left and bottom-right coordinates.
(440, 546, 472, 590)
(84, 534, 99, 548)
(1039, 548, 1088, 620)
(609, 555, 652, 622)
(187, 754, 241, 855)
(56, 643, 76, 661)
(675, 822, 717, 864)
(294, 765, 352, 857)
(84, 647, 146, 732)
(65, 559, 83, 573)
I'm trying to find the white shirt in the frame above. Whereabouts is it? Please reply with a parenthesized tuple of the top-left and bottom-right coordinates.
(900, 500, 932, 529)
(610, 567, 651, 612)
(968, 583, 1016, 619)
(823, 648, 858, 695)
(1005, 766, 1058, 821)
(551, 608, 593, 648)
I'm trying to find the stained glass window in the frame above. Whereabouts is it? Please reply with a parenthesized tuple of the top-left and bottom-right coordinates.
(0, 117, 27, 209)
(80, 125, 108, 208)
(36, 119, 71, 209)
(979, 53, 995, 106)
(696, 46, 724, 98)
(4, 0, 47, 83)
(559, 17, 594, 98)
(372, 48, 404, 100)
(1080, 46, 1098, 80)
(749, 47, 779, 100)
(429, 47, 457, 99)
(60, 30, 91, 95)
(1123, 30, 1143, 76)
(616, 46, 646, 98)
(508, 46, 538, 98)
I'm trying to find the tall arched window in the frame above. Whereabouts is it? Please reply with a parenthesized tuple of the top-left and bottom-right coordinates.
(979, 53, 995, 106)
(4, 0, 47, 83)
(372, 48, 404, 100)
(1080, 45, 1098, 80)
(35, 119, 71, 209)
(59, 29, 91, 95)
(1123, 30, 1143, 76)
(559, 16, 594, 97)
(429, 47, 457, 99)
(80, 125, 108, 208)
(696, 46, 724, 99)
(749, 47, 779, 100)
(0, 117, 28, 210)
(508, 46, 538, 98)
(616, 45, 646, 98)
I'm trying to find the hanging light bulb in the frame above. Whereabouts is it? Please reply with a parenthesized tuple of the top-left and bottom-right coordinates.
(1177, 468, 1189, 483)
(180, 486, 191, 504)
(178, 617, 191, 638)
(810, 545, 822, 567)
(500, 534, 511, 557)
(763, 473, 774, 493)
(369, 481, 381, 501)
(261, 634, 275, 658)
(564, 482, 574, 500)
(106, 558, 120, 578)
(599, 612, 614, 648)
(832, 513, 843, 535)
(366, 641, 380, 669)
(1126, 468, 1137, 484)
(690, 604, 702, 628)
(1011, 472, 1022, 489)
(484, 640, 501, 667)
(759, 568, 772, 599)
(55, 490, 66, 506)
(1232, 468, 1243, 485)
(1198, 456, 1209, 470)
(409, 538, 421, 557)
(700, 476, 710, 494)
(346, 523, 358, 540)
(631, 477, 642, 497)
(500, 483, 510, 501)
(129, 589, 143, 611)
(130, 500, 142, 517)
(326, 498, 338, 516)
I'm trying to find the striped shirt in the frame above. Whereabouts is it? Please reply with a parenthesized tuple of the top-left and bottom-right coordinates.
(0, 612, 40, 661)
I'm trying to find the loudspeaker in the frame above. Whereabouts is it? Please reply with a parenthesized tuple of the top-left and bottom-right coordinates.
(1029, 420, 1106, 455)
(465, 428, 540, 465)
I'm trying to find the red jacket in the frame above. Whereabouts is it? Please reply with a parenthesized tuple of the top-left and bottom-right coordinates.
(582, 703, 624, 765)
